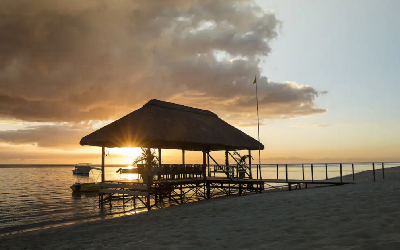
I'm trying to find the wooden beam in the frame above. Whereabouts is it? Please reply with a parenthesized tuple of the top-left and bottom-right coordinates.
(101, 146, 105, 182)
(207, 151, 210, 177)
(372, 163, 376, 182)
(203, 151, 207, 181)
(182, 149, 185, 165)
(158, 148, 162, 167)
(248, 150, 252, 179)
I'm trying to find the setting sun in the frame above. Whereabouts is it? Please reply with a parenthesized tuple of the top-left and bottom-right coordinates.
(108, 147, 142, 164)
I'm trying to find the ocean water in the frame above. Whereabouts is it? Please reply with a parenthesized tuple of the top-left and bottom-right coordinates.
(0, 165, 137, 235)
(0, 162, 396, 234)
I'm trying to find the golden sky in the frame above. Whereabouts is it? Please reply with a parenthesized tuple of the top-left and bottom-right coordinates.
(0, 0, 398, 165)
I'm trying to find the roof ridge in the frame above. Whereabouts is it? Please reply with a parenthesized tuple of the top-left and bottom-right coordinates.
(145, 99, 218, 117)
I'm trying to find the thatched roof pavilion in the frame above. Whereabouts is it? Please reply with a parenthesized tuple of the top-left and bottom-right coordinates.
(80, 99, 263, 151)
(80, 99, 263, 182)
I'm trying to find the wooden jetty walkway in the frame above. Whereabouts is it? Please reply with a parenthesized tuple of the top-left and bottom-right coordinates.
(97, 172, 353, 211)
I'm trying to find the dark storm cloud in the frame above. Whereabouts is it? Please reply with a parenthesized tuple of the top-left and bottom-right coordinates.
(0, 0, 326, 125)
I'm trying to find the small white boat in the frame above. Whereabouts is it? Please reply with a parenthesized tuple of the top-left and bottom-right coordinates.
(72, 163, 93, 175)
(116, 165, 139, 174)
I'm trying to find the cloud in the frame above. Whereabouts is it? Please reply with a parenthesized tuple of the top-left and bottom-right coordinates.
(0, 124, 91, 149)
(0, 0, 326, 125)
(293, 123, 330, 128)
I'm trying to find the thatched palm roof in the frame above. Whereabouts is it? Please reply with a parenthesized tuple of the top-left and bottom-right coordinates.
(80, 99, 263, 151)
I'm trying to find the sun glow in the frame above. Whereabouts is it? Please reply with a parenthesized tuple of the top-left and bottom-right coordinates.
(108, 147, 142, 164)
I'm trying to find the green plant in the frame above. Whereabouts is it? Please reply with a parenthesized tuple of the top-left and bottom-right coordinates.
(132, 148, 159, 168)
(132, 148, 159, 184)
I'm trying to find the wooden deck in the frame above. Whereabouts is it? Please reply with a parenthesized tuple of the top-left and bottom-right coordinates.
(105, 177, 353, 185)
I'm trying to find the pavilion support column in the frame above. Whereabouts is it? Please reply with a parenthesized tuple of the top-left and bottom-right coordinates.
(203, 151, 210, 199)
(248, 150, 252, 179)
(182, 149, 186, 178)
(101, 146, 105, 183)
(158, 148, 162, 181)
(225, 150, 229, 178)
(207, 151, 211, 177)
(158, 148, 162, 167)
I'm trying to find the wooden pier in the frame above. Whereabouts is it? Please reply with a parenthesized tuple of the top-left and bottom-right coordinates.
(78, 100, 356, 211)
(98, 170, 353, 211)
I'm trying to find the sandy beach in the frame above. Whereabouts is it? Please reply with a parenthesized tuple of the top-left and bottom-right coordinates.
(1, 167, 399, 250)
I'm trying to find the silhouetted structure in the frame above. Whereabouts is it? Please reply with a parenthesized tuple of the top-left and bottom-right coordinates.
(80, 99, 263, 151)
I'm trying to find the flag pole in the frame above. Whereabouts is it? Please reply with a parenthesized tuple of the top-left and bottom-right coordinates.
(254, 75, 262, 180)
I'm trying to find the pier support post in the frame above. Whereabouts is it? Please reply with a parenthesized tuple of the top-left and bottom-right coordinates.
(277, 164, 279, 180)
(325, 164, 328, 180)
(285, 164, 288, 182)
(311, 164, 314, 182)
(352, 163, 355, 181)
(340, 163, 343, 183)
(373, 163, 376, 182)
(382, 163, 385, 179)
(302, 164, 305, 180)
(146, 194, 151, 211)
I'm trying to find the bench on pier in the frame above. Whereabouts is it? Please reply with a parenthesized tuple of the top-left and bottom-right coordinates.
(100, 182, 148, 191)
(99, 183, 149, 198)
(99, 189, 148, 196)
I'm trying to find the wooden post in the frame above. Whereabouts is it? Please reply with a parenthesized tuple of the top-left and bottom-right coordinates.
(352, 163, 355, 181)
(277, 164, 279, 180)
(225, 150, 230, 178)
(158, 148, 162, 180)
(285, 164, 288, 182)
(382, 163, 385, 179)
(182, 149, 185, 165)
(204, 151, 210, 199)
(325, 164, 328, 180)
(302, 164, 305, 180)
(311, 164, 314, 182)
(372, 163, 376, 182)
(101, 146, 105, 182)
(248, 150, 252, 179)
(207, 152, 211, 177)
(158, 148, 162, 167)
(146, 192, 151, 211)
(340, 163, 343, 183)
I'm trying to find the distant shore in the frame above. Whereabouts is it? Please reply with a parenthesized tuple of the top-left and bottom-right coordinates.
(1, 167, 399, 249)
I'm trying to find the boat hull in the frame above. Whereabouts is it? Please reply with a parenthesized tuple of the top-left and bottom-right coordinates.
(72, 169, 90, 175)
(70, 183, 100, 192)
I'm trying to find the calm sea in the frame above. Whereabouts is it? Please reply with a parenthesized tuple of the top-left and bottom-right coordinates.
(0, 163, 393, 234)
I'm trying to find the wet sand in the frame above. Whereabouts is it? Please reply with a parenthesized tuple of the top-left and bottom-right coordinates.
(1, 167, 400, 250)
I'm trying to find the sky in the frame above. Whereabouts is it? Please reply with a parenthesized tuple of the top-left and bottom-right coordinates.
(0, 0, 398, 165)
